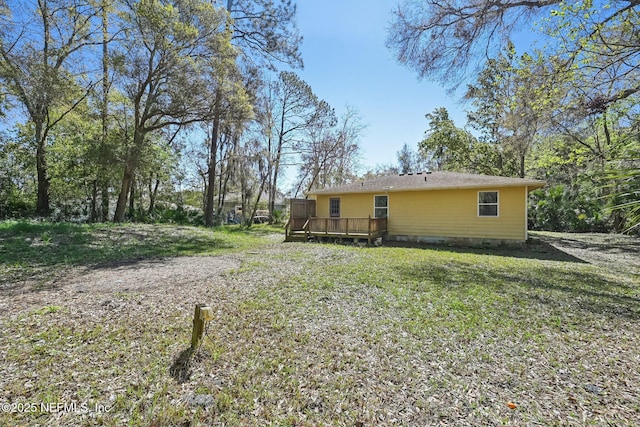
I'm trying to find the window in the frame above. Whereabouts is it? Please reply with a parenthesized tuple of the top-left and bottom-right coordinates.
(329, 198, 340, 217)
(478, 191, 498, 217)
(374, 195, 388, 218)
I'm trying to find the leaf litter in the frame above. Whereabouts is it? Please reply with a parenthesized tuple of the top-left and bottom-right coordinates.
(0, 231, 639, 426)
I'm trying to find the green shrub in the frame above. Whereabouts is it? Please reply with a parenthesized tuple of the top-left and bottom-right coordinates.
(0, 188, 36, 219)
(150, 205, 204, 226)
(529, 185, 609, 232)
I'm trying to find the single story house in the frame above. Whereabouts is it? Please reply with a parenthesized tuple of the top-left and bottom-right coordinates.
(303, 171, 546, 244)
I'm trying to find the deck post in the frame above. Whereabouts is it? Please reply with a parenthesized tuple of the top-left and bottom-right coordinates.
(345, 218, 349, 236)
(325, 217, 328, 235)
(191, 304, 204, 349)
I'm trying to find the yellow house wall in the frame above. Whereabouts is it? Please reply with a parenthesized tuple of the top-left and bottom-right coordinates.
(314, 186, 527, 241)
(315, 193, 374, 219)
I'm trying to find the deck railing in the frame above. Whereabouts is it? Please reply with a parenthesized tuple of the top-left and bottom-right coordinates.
(287, 217, 309, 231)
(286, 216, 387, 243)
(369, 217, 387, 234)
(308, 216, 387, 236)
(285, 217, 310, 240)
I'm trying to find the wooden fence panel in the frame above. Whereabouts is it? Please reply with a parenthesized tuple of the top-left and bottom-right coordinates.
(290, 199, 316, 219)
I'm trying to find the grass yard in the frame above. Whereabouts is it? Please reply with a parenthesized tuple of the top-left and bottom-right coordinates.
(0, 222, 639, 426)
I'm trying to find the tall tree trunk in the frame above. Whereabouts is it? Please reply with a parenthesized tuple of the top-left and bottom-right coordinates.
(101, 185, 110, 221)
(99, 0, 110, 222)
(35, 120, 50, 216)
(269, 143, 283, 221)
(269, 106, 287, 222)
(238, 143, 248, 223)
(216, 134, 227, 215)
(35, 0, 51, 216)
(247, 167, 268, 227)
(266, 145, 273, 221)
(114, 111, 144, 222)
(128, 177, 135, 219)
(200, 171, 207, 211)
(204, 122, 219, 226)
(205, 92, 221, 227)
(216, 151, 232, 221)
(216, 133, 235, 221)
(240, 172, 248, 223)
(148, 178, 160, 215)
(90, 180, 98, 222)
(114, 160, 134, 222)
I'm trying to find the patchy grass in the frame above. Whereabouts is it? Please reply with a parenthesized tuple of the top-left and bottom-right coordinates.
(0, 221, 280, 293)
(0, 224, 639, 426)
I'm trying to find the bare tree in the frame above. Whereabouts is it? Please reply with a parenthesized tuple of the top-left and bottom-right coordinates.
(387, 0, 640, 104)
(265, 71, 321, 221)
(294, 106, 364, 196)
(387, 0, 557, 85)
(227, 0, 303, 69)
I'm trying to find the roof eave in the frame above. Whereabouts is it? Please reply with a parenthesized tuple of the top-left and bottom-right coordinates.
(308, 181, 547, 196)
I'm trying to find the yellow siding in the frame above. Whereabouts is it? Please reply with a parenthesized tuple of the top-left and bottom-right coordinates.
(314, 186, 527, 241)
(315, 193, 384, 218)
(315, 195, 327, 218)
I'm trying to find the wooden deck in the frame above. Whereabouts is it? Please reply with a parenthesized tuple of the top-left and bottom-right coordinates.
(285, 216, 387, 244)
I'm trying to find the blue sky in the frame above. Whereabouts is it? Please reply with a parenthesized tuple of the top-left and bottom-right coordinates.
(293, 0, 468, 171)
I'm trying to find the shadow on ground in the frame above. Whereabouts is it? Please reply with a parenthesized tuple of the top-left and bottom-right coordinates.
(393, 232, 640, 321)
(533, 232, 640, 254)
(379, 237, 588, 264)
(170, 347, 195, 384)
(0, 221, 232, 296)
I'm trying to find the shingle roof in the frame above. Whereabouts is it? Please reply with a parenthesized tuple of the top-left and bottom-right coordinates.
(308, 171, 546, 195)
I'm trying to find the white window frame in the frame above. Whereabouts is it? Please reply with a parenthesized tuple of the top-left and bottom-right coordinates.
(373, 195, 388, 218)
(478, 191, 499, 217)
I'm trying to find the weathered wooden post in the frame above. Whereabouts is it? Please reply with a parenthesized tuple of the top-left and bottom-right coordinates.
(191, 303, 214, 350)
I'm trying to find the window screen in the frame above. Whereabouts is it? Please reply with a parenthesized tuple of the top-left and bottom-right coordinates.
(329, 198, 340, 217)
(374, 195, 388, 218)
(478, 191, 498, 217)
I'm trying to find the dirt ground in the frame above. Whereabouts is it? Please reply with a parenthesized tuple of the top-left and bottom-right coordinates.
(0, 256, 243, 315)
(1, 231, 639, 426)
(530, 231, 640, 276)
(3, 231, 638, 314)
